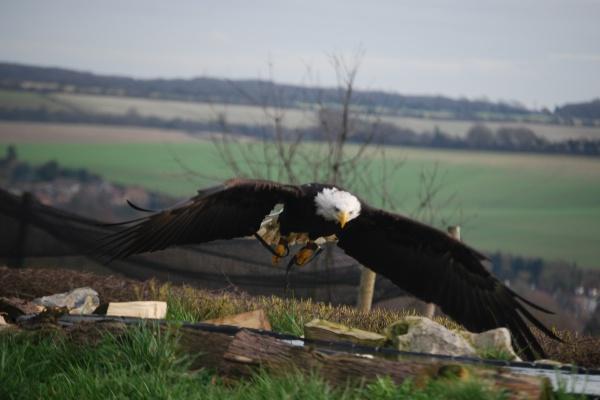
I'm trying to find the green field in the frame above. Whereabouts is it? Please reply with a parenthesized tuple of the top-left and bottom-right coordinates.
(2, 125, 599, 269)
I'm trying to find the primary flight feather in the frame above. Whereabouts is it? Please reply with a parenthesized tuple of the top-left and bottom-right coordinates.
(98, 178, 559, 359)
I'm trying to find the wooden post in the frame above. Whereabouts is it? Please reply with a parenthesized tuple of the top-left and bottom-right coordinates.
(447, 225, 461, 241)
(424, 226, 461, 319)
(356, 266, 376, 312)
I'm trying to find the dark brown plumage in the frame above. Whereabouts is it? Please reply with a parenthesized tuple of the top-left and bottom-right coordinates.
(98, 178, 560, 359)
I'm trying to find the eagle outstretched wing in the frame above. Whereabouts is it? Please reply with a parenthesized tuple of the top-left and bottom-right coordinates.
(337, 204, 560, 359)
(97, 179, 300, 260)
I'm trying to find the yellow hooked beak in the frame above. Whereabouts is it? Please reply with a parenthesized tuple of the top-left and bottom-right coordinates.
(337, 211, 349, 228)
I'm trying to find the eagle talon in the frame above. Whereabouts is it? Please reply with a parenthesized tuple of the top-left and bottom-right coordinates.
(274, 242, 289, 257)
(293, 242, 322, 266)
(271, 239, 289, 265)
(254, 234, 289, 264)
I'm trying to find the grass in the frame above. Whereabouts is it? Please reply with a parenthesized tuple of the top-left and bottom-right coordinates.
(1, 135, 599, 268)
(0, 324, 518, 400)
(152, 282, 460, 337)
(144, 280, 463, 338)
(475, 347, 516, 362)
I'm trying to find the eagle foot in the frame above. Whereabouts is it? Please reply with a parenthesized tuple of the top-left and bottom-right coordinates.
(293, 242, 321, 266)
(254, 233, 290, 264)
(271, 238, 290, 265)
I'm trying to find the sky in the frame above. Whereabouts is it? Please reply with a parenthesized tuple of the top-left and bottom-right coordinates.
(1, 0, 599, 109)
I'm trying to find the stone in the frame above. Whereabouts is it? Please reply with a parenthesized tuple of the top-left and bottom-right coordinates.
(304, 319, 387, 347)
(386, 316, 477, 357)
(106, 301, 167, 319)
(463, 328, 521, 361)
(33, 287, 99, 315)
(203, 309, 272, 331)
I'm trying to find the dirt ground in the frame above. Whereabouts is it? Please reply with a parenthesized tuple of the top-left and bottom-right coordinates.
(0, 266, 143, 302)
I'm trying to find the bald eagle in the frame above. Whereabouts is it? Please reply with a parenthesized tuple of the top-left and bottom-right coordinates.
(99, 178, 559, 359)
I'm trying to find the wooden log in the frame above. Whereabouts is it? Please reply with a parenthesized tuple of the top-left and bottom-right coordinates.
(0, 297, 44, 321)
(221, 329, 550, 400)
(177, 327, 235, 370)
(52, 320, 551, 399)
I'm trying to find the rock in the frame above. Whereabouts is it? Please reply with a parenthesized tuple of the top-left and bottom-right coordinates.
(0, 297, 45, 321)
(304, 319, 387, 347)
(203, 309, 272, 331)
(463, 328, 521, 361)
(106, 301, 167, 319)
(386, 316, 477, 357)
(33, 287, 99, 315)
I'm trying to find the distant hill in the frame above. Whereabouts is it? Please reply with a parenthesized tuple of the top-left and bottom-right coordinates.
(555, 99, 600, 123)
(0, 62, 540, 121)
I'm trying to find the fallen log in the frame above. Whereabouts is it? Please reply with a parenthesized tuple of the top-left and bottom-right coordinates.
(52, 317, 552, 399)
(217, 330, 551, 400)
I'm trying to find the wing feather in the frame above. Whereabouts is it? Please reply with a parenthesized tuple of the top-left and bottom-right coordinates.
(337, 205, 559, 359)
(97, 179, 301, 260)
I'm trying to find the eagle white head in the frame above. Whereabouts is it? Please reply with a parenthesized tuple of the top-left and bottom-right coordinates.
(314, 187, 361, 228)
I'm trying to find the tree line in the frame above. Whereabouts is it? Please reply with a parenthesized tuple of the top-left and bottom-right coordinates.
(0, 62, 542, 121)
(2, 106, 599, 156)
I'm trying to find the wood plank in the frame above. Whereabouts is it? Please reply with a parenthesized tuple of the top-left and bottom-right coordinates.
(106, 301, 167, 319)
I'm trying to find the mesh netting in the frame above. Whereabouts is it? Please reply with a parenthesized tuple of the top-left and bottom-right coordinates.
(0, 188, 406, 304)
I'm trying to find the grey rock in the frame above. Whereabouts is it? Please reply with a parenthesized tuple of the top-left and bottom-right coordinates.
(463, 328, 521, 361)
(33, 287, 100, 315)
(386, 316, 477, 357)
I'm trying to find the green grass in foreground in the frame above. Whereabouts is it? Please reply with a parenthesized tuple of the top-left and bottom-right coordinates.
(0, 325, 516, 400)
(2, 141, 599, 268)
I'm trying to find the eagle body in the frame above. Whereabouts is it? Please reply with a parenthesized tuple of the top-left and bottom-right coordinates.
(277, 183, 345, 239)
(99, 178, 560, 359)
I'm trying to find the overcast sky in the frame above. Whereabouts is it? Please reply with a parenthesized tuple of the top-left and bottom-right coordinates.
(1, 0, 599, 108)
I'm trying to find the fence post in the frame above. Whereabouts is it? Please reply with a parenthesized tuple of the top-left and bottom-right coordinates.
(424, 225, 461, 319)
(356, 266, 376, 312)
